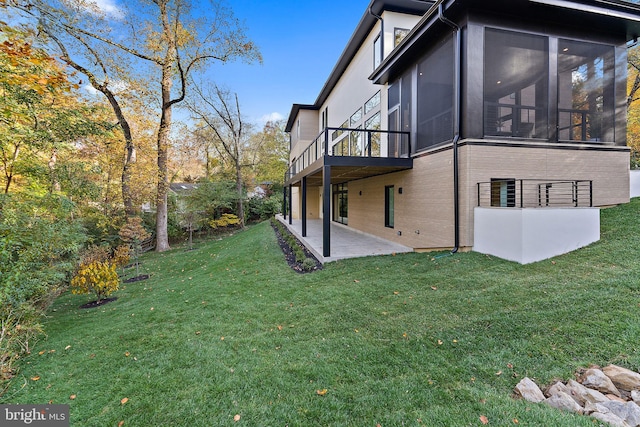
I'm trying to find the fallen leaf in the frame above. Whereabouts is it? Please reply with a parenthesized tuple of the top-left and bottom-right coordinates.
(495, 371, 502, 376)
(277, 325, 283, 331)
(354, 279, 360, 283)
(507, 363, 513, 369)
(70, 394, 76, 400)
(513, 419, 519, 424)
(316, 389, 328, 396)
(437, 340, 443, 345)
(120, 397, 128, 405)
(124, 352, 130, 357)
(220, 336, 225, 341)
(431, 286, 437, 291)
(393, 291, 399, 295)
(480, 415, 489, 425)
(38, 351, 45, 355)
(118, 421, 125, 427)
(31, 376, 40, 381)
(233, 414, 241, 422)
(65, 345, 71, 350)
(452, 339, 458, 343)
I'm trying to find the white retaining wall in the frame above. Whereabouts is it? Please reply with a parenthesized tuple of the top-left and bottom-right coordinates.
(473, 207, 600, 264)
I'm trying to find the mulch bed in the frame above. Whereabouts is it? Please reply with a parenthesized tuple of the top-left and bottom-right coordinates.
(271, 221, 322, 274)
(80, 297, 118, 309)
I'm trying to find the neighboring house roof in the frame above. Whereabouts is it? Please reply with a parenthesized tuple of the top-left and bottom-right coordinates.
(169, 183, 199, 194)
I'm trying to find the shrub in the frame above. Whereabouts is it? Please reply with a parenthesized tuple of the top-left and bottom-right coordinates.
(71, 261, 120, 301)
(112, 245, 131, 276)
(302, 258, 317, 271)
(209, 213, 241, 229)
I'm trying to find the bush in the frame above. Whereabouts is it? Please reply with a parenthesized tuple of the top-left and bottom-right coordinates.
(246, 194, 282, 221)
(209, 213, 241, 229)
(0, 194, 86, 394)
(71, 261, 120, 301)
(302, 258, 317, 271)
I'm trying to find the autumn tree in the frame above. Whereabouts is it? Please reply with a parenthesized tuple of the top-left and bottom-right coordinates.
(0, 23, 108, 195)
(6, 0, 261, 251)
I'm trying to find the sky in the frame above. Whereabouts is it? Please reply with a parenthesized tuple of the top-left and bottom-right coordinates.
(205, 0, 373, 125)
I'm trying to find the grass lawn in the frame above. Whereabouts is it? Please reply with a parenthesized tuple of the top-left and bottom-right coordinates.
(3, 200, 640, 426)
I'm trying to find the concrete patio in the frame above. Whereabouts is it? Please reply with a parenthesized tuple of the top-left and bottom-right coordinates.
(276, 215, 413, 263)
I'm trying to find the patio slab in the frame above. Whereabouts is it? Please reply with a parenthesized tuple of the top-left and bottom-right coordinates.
(276, 215, 413, 264)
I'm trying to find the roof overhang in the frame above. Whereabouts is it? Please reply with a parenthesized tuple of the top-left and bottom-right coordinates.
(285, 104, 319, 133)
(371, 0, 640, 84)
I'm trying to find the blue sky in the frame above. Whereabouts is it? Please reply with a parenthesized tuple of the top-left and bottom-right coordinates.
(207, 0, 372, 125)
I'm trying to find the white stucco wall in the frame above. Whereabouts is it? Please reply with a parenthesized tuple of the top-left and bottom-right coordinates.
(473, 207, 600, 264)
(630, 170, 640, 198)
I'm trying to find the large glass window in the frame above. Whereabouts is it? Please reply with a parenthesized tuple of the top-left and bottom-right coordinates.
(333, 184, 348, 225)
(484, 29, 548, 139)
(417, 36, 454, 151)
(558, 40, 615, 142)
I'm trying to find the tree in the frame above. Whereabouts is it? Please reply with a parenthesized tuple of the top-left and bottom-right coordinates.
(187, 85, 255, 227)
(252, 120, 289, 187)
(6, 0, 261, 251)
(0, 23, 108, 194)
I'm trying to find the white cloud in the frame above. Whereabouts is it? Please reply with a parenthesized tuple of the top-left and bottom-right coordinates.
(258, 112, 284, 125)
(91, 0, 124, 19)
(63, 0, 124, 19)
(82, 79, 128, 96)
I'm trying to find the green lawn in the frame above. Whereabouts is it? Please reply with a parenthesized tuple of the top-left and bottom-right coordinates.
(3, 200, 640, 426)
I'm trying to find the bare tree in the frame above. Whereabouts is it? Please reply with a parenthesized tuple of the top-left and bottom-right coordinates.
(187, 85, 256, 227)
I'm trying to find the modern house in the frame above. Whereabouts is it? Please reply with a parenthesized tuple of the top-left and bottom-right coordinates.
(283, 0, 640, 264)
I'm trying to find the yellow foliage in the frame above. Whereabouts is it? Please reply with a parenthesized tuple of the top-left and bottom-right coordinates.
(209, 213, 240, 229)
(71, 261, 120, 300)
(112, 245, 131, 268)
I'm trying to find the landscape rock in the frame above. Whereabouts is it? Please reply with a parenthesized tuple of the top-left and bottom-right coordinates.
(566, 379, 609, 405)
(631, 390, 640, 405)
(590, 411, 632, 427)
(547, 381, 570, 398)
(609, 394, 630, 403)
(603, 365, 640, 393)
(582, 368, 622, 397)
(514, 377, 545, 403)
(585, 401, 640, 427)
(544, 390, 584, 414)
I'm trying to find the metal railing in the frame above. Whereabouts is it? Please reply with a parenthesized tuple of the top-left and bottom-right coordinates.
(285, 127, 410, 182)
(477, 179, 593, 208)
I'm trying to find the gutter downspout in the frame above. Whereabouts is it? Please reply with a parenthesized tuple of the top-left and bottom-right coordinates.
(438, 2, 461, 254)
(369, 6, 384, 63)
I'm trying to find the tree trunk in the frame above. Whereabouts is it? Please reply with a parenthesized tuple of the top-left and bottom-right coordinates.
(155, 62, 173, 252)
(235, 159, 245, 228)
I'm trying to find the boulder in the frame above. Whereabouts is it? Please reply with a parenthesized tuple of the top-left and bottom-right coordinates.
(632, 390, 640, 405)
(566, 379, 609, 405)
(590, 411, 632, 427)
(546, 381, 570, 398)
(582, 368, 622, 397)
(544, 391, 583, 414)
(603, 365, 640, 393)
(585, 401, 640, 427)
(515, 377, 545, 403)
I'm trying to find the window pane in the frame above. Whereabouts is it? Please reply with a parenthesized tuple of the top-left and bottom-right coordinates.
(417, 36, 454, 150)
(395, 28, 410, 47)
(558, 39, 614, 142)
(365, 91, 381, 114)
(350, 108, 362, 127)
(374, 34, 382, 69)
(385, 186, 394, 228)
(484, 29, 548, 139)
(365, 112, 381, 157)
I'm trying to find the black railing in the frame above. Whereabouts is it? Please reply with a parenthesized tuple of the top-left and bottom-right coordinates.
(285, 127, 410, 182)
(477, 179, 593, 208)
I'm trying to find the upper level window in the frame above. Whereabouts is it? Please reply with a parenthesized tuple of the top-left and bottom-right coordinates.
(365, 91, 381, 114)
(558, 39, 614, 142)
(484, 29, 549, 139)
(374, 33, 382, 69)
(417, 35, 454, 151)
(394, 28, 410, 47)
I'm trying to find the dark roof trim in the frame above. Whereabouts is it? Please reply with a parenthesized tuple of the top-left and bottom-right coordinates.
(285, 104, 319, 133)
(370, 0, 640, 84)
(285, 0, 432, 132)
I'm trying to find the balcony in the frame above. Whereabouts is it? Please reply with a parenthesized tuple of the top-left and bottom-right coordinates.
(285, 127, 412, 186)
